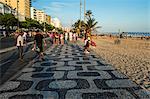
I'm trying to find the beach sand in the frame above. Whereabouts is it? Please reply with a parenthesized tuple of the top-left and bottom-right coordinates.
(79, 36, 150, 91)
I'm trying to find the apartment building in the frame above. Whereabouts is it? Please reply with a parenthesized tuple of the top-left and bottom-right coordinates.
(30, 7, 37, 20)
(1, 0, 31, 21)
(52, 17, 62, 28)
(36, 10, 46, 23)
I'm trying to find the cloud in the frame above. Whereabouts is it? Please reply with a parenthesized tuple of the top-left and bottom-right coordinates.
(50, 2, 70, 8)
(41, 1, 79, 23)
(44, 1, 78, 12)
(44, 2, 69, 12)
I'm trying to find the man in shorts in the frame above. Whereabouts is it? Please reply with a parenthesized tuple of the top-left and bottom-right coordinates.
(64, 31, 68, 44)
(16, 31, 24, 60)
(34, 30, 47, 60)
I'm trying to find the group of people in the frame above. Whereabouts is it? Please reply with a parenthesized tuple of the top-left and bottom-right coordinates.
(16, 30, 46, 61)
(16, 30, 78, 61)
(16, 30, 96, 61)
(47, 31, 78, 45)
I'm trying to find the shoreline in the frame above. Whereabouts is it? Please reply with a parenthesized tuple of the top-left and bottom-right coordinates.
(94, 34, 150, 40)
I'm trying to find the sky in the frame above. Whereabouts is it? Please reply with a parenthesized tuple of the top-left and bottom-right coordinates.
(32, 0, 150, 32)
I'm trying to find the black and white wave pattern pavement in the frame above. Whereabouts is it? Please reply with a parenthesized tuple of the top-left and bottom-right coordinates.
(0, 44, 150, 99)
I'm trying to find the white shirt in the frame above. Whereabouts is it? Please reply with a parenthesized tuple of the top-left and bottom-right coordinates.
(23, 32, 27, 40)
(65, 33, 68, 40)
(85, 39, 88, 45)
(69, 32, 73, 41)
(17, 35, 24, 46)
(73, 33, 76, 37)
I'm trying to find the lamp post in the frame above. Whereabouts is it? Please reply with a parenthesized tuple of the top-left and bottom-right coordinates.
(79, 0, 82, 28)
(43, 8, 46, 33)
(80, 0, 82, 21)
(84, 0, 86, 22)
(84, 0, 86, 38)
(79, 0, 82, 36)
(17, 0, 19, 32)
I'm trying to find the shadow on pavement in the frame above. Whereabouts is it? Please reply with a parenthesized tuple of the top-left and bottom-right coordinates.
(0, 51, 37, 85)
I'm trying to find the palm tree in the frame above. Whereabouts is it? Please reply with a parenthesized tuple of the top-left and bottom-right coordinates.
(72, 20, 85, 36)
(72, 10, 101, 38)
(84, 10, 101, 38)
(84, 18, 100, 38)
(85, 10, 92, 19)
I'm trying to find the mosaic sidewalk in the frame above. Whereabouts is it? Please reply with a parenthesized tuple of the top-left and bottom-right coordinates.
(0, 44, 150, 99)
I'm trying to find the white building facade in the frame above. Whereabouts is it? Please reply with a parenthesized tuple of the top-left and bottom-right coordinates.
(36, 10, 46, 23)
(62, 27, 71, 32)
(0, 2, 17, 34)
(52, 17, 62, 28)
(0, 2, 16, 15)
(30, 7, 37, 20)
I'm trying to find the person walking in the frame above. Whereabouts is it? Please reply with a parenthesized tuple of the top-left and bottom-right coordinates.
(55, 33, 59, 45)
(34, 30, 47, 61)
(23, 31, 27, 43)
(73, 33, 77, 42)
(64, 31, 68, 44)
(60, 33, 64, 45)
(84, 36, 91, 54)
(69, 31, 73, 42)
(16, 32, 24, 60)
(48, 32, 54, 44)
(58, 33, 61, 44)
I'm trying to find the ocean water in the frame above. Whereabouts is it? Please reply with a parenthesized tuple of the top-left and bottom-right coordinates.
(127, 32, 150, 37)
(108, 32, 150, 37)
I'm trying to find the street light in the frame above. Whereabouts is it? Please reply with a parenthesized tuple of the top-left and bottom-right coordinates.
(43, 8, 46, 33)
(17, 0, 19, 32)
(79, 0, 82, 36)
(80, 0, 82, 21)
(84, 0, 86, 22)
(84, 0, 86, 38)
